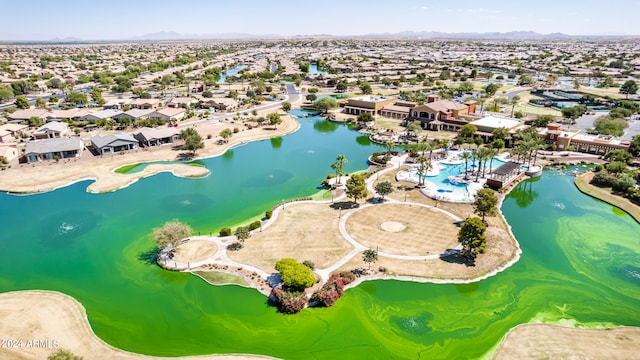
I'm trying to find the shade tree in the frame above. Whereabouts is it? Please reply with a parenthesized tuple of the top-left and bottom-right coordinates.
(152, 219, 192, 250)
(374, 181, 394, 201)
(275, 258, 316, 290)
(362, 249, 378, 270)
(345, 173, 368, 204)
(473, 188, 498, 223)
(457, 217, 486, 262)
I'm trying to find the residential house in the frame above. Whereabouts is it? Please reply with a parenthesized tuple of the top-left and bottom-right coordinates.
(133, 127, 180, 147)
(0, 144, 19, 162)
(32, 121, 71, 139)
(197, 99, 219, 109)
(0, 123, 28, 143)
(82, 109, 124, 123)
(103, 98, 132, 110)
(212, 98, 238, 111)
(131, 99, 163, 110)
(343, 95, 397, 116)
(168, 97, 197, 109)
(24, 137, 85, 162)
(91, 133, 138, 155)
(116, 109, 155, 123)
(44, 109, 88, 122)
(6, 109, 48, 123)
(198, 98, 238, 111)
(148, 108, 186, 122)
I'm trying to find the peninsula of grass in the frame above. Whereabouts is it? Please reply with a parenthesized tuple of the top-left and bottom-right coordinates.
(114, 163, 142, 174)
(192, 271, 250, 286)
(575, 172, 640, 224)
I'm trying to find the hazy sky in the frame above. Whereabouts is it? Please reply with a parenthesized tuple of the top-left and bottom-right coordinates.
(1, 0, 638, 40)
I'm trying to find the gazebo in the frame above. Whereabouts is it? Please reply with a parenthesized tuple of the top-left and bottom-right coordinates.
(486, 162, 525, 190)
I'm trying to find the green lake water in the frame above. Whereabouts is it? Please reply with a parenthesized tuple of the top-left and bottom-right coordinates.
(1, 112, 639, 359)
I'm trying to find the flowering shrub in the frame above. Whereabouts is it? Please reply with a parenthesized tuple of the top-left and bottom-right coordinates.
(310, 275, 345, 307)
(333, 271, 356, 285)
(272, 288, 307, 314)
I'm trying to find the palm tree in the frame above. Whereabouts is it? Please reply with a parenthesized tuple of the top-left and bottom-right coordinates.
(478, 147, 495, 177)
(426, 140, 436, 162)
(336, 154, 347, 184)
(487, 147, 499, 175)
(470, 150, 479, 180)
(531, 137, 545, 166)
(460, 151, 472, 180)
(384, 141, 394, 160)
(416, 155, 428, 186)
(414, 141, 429, 158)
(510, 97, 518, 117)
(331, 161, 340, 183)
(474, 149, 487, 182)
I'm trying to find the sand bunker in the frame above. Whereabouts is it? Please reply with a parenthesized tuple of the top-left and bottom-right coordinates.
(380, 221, 406, 232)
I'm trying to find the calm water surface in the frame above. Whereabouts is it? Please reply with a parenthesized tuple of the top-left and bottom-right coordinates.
(0, 114, 638, 359)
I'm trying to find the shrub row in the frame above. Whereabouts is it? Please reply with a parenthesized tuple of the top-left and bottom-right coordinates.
(310, 275, 344, 307)
(309, 271, 355, 308)
(219, 220, 262, 237)
(248, 221, 261, 231)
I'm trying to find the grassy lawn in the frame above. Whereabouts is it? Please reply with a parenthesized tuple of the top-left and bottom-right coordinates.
(114, 163, 141, 174)
(192, 271, 250, 286)
(375, 118, 405, 132)
(173, 240, 217, 263)
(515, 103, 562, 117)
(575, 172, 640, 224)
(228, 202, 354, 273)
(350, 168, 519, 279)
(345, 203, 460, 256)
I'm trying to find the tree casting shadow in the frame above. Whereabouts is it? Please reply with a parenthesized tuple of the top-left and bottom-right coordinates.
(330, 201, 358, 210)
(439, 249, 476, 267)
(138, 247, 159, 265)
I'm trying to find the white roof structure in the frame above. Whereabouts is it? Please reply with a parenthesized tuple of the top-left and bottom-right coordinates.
(351, 95, 391, 103)
(33, 121, 70, 134)
(84, 109, 124, 120)
(133, 127, 179, 141)
(470, 115, 524, 133)
(91, 133, 137, 149)
(25, 137, 84, 155)
(123, 109, 155, 119)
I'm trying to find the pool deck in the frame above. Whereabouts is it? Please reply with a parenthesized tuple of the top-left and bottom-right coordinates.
(396, 150, 500, 203)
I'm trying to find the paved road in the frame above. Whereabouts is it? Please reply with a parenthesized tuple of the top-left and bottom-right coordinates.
(0, 91, 64, 111)
(622, 118, 640, 141)
(573, 113, 606, 133)
(505, 89, 529, 102)
(571, 113, 639, 141)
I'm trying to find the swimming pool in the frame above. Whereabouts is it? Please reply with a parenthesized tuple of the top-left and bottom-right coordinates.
(397, 154, 507, 202)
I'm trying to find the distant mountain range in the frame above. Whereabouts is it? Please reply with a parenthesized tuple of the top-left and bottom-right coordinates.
(122, 30, 629, 41)
(362, 30, 575, 40)
(125, 31, 281, 41)
(1, 30, 636, 43)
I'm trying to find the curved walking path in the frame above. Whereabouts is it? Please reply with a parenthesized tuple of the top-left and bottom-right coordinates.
(163, 153, 464, 289)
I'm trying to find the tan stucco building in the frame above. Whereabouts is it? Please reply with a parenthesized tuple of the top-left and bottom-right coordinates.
(343, 95, 397, 116)
(406, 95, 479, 131)
(543, 124, 630, 154)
